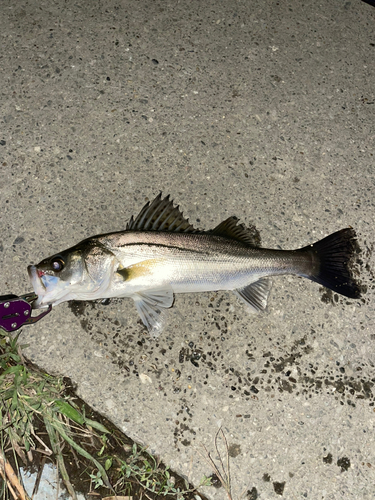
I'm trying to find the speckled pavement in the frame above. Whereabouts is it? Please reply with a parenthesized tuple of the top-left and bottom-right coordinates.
(1, 0, 375, 498)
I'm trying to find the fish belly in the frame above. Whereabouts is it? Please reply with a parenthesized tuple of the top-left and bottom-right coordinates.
(114, 253, 266, 296)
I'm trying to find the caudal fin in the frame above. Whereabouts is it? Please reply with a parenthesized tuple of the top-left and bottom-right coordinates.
(302, 228, 362, 299)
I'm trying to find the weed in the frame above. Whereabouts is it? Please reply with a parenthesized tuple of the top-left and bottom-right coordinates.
(199, 428, 232, 499)
(115, 442, 212, 498)
(0, 328, 211, 499)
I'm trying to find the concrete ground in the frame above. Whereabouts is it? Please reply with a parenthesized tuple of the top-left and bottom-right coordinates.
(1, 0, 375, 498)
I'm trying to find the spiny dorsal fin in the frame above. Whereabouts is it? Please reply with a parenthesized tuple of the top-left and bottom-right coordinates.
(126, 193, 197, 233)
(211, 216, 261, 247)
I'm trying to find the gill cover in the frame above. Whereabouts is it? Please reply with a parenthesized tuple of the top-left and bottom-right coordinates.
(28, 243, 116, 308)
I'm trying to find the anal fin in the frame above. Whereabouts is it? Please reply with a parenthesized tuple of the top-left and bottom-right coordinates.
(132, 287, 174, 336)
(234, 278, 272, 313)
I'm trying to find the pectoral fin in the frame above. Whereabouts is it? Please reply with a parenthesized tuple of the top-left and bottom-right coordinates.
(234, 278, 272, 313)
(116, 259, 165, 282)
(132, 287, 174, 336)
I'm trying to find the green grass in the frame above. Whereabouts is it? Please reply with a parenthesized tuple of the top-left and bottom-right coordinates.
(0, 328, 212, 500)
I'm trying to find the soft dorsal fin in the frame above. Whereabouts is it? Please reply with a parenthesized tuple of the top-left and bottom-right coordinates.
(126, 193, 197, 233)
(211, 216, 261, 247)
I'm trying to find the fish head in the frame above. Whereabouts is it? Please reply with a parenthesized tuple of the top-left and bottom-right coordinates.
(28, 242, 115, 309)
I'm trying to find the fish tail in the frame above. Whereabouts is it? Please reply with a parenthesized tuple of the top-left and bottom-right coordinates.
(301, 228, 362, 299)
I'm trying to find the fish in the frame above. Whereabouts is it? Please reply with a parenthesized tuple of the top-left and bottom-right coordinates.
(28, 193, 362, 335)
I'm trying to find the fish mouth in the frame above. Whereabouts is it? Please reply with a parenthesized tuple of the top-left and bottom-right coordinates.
(28, 265, 73, 309)
(28, 265, 48, 309)
(28, 265, 45, 290)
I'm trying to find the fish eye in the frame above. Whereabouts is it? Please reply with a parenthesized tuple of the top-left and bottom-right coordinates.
(51, 257, 65, 272)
